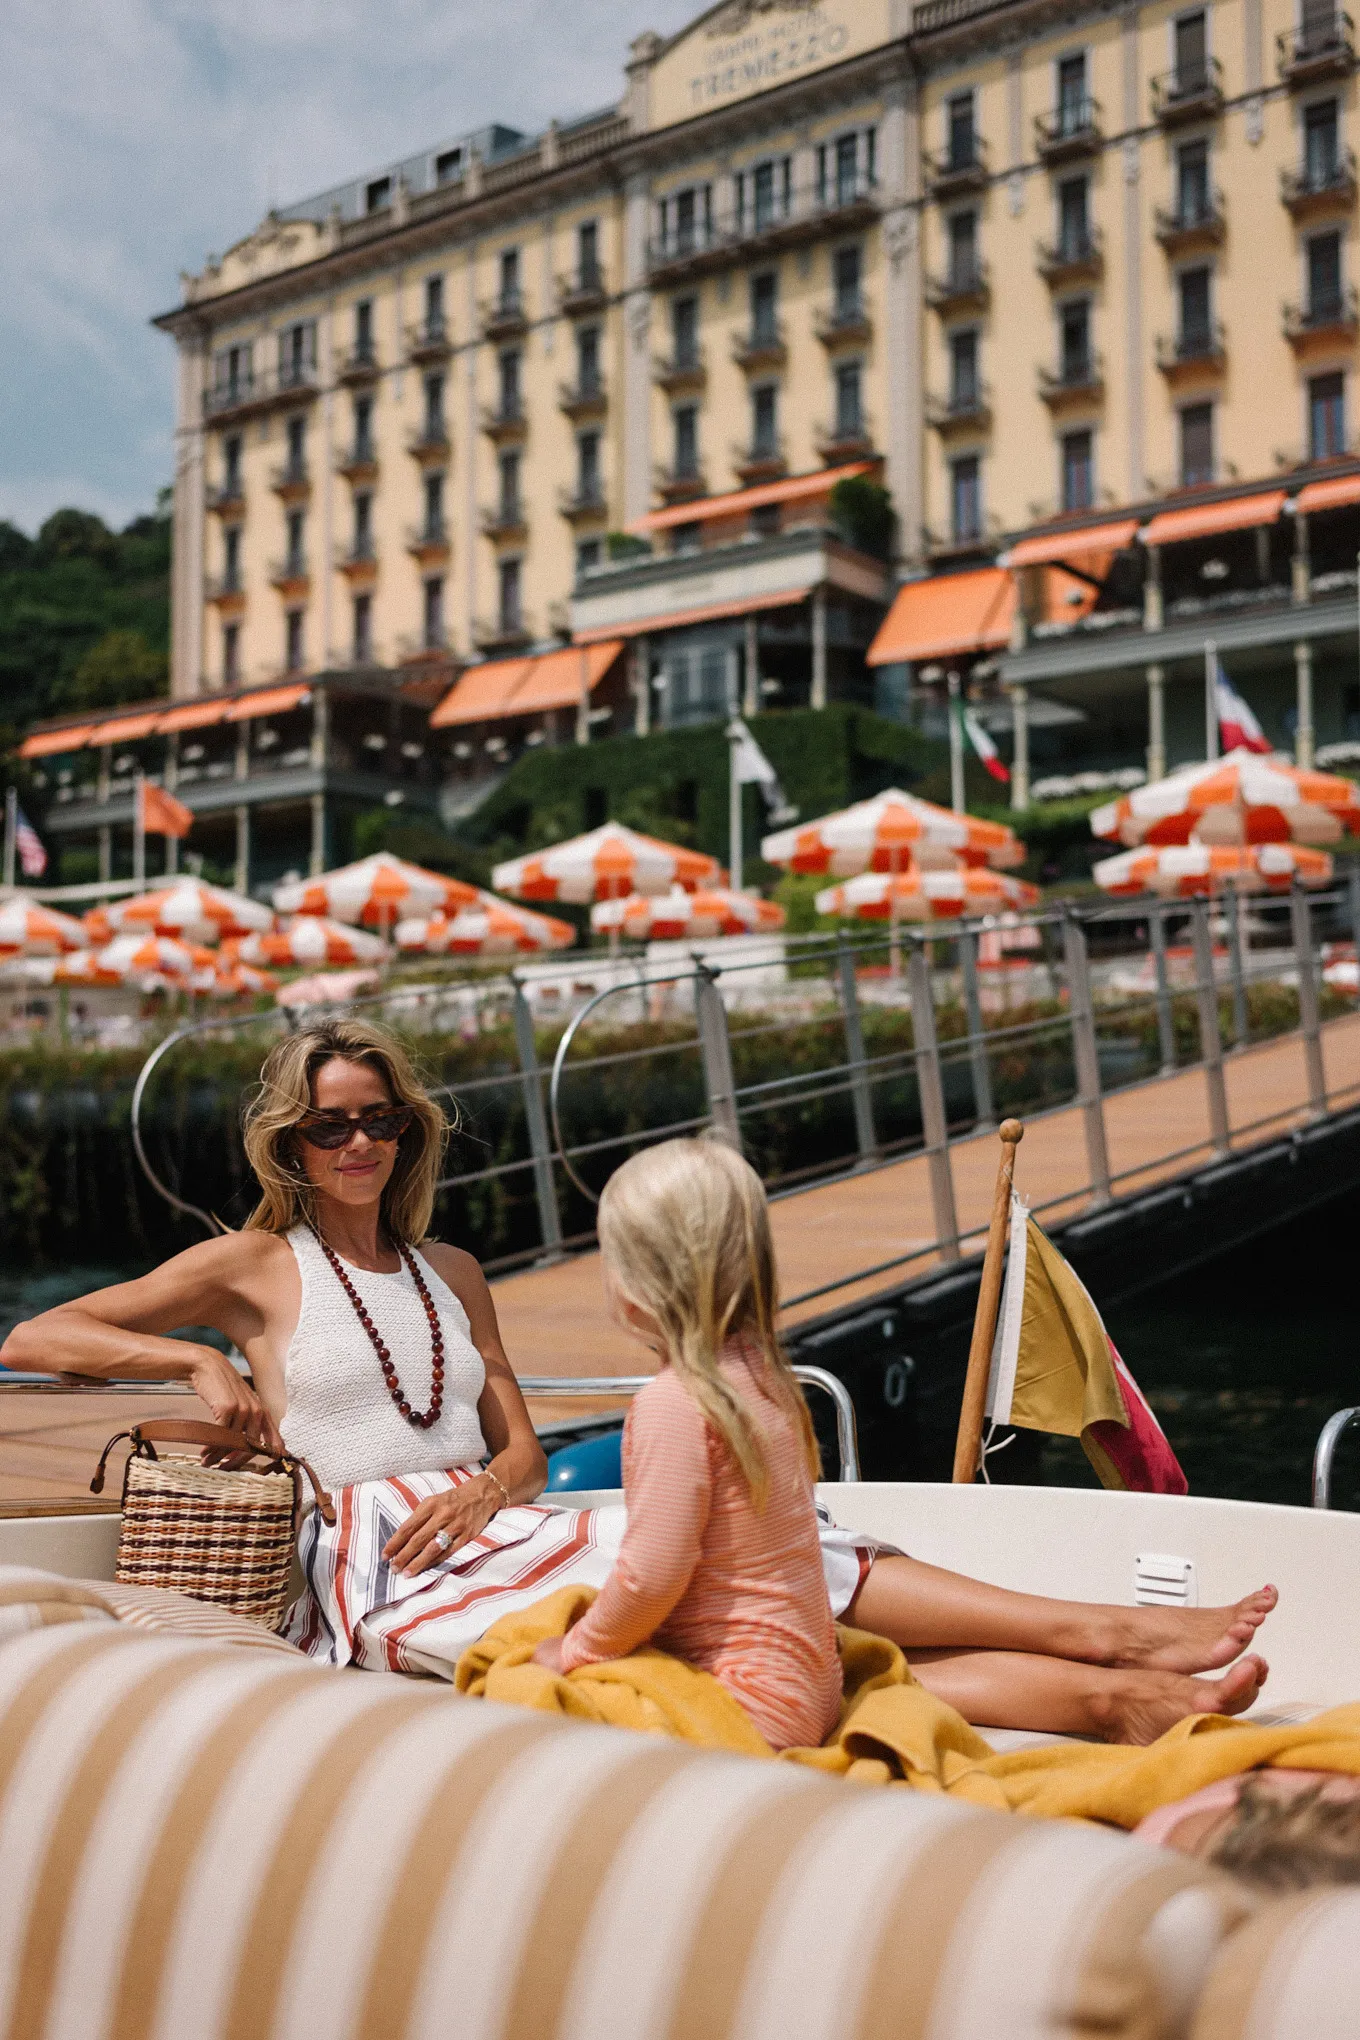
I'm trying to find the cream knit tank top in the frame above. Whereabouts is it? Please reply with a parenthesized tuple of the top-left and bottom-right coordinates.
(279, 1224, 488, 1491)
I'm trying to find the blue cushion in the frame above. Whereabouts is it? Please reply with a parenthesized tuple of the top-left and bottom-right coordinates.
(544, 1428, 623, 1492)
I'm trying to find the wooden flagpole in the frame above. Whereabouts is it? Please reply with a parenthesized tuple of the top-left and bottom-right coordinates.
(951, 1116, 1023, 1484)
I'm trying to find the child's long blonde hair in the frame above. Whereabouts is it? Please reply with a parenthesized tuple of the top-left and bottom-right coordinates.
(598, 1137, 820, 1505)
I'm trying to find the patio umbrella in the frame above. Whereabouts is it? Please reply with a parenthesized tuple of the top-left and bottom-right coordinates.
(492, 823, 721, 904)
(1090, 750, 1360, 849)
(395, 895, 575, 957)
(48, 951, 127, 989)
(815, 868, 1041, 922)
(1093, 840, 1335, 898)
(85, 879, 274, 947)
(191, 959, 279, 999)
(228, 918, 389, 969)
(591, 887, 787, 941)
(273, 853, 479, 929)
(0, 901, 89, 958)
(94, 934, 200, 985)
(761, 788, 1025, 876)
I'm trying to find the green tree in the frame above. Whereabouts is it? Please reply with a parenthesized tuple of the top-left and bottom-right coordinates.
(829, 477, 897, 562)
(36, 508, 118, 565)
(63, 627, 168, 710)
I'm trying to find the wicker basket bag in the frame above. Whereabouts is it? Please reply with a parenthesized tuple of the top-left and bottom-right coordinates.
(91, 1420, 335, 1631)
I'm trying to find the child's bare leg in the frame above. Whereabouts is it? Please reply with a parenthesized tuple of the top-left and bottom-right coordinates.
(908, 1646, 1270, 1746)
(847, 1555, 1276, 1675)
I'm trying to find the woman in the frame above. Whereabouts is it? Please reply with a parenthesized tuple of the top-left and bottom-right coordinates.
(1, 1018, 1274, 1734)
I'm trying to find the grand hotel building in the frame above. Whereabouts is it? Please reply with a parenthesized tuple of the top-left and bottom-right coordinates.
(20, 0, 1360, 881)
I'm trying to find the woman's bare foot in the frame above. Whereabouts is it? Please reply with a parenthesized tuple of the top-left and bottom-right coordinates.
(1090, 1653, 1269, 1746)
(1079, 1588, 1278, 1675)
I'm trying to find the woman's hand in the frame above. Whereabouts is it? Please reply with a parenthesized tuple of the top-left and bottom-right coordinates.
(188, 1346, 285, 1457)
(382, 1474, 504, 1577)
(532, 1637, 566, 1674)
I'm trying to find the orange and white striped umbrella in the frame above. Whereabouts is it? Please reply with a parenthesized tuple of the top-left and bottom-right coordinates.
(1091, 749, 1360, 848)
(592, 887, 788, 941)
(815, 868, 1041, 921)
(229, 918, 388, 969)
(0, 901, 88, 958)
(1093, 840, 1334, 897)
(395, 895, 576, 957)
(48, 951, 127, 988)
(492, 823, 721, 905)
(95, 934, 200, 982)
(191, 959, 279, 999)
(273, 852, 479, 928)
(85, 880, 273, 947)
(762, 788, 1024, 876)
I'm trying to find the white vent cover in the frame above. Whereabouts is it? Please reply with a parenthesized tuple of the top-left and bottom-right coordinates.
(1134, 1553, 1198, 1608)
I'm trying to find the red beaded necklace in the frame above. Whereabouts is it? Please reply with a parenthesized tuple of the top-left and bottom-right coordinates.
(314, 1231, 445, 1429)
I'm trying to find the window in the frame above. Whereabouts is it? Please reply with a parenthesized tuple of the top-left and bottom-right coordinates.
(423, 372, 445, 440)
(278, 322, 316, 385)
(285, 509, 305, 574)
(223, 526, 241, 590)
(424, 275, 444, 335)
(285, 415, 306, 480)
(1305, 100, 1340, 188)
(947, 93, 976, 170)
(1058, 176, 1089, 259)
(498, 348, 521, 418)
(498, 247, 520, 310)
(353, 592, 372, 665)
(1057, 53, 1088, 135)
(951, 455, 981, 542)
(948, 211, 977, 288)
(1173, 10, 1208, 93)
(833, 244, 863, 317)
(353, 394, 374, 462)
(672, 294, 700, 368)
(1308, 230, 1343, 316)
(674, 403, 699, 478)
(285, 610, 305, 673)
(499, 450, 521, 522)
(576, 538, 602, 577)
(223, 434, 242, 496)
(577, 430, 601, 502)
(835, 132, 861, 205)
(670, 521, 702, 555)
(354, 299, 374, 361)
(1180, 401, 1214, 485)
(949, 328, 979, 407)
(498, 557, 522, 633)
(423, 578, 444, 650)
(424, 471, 445, 538)
(222, 622, 239, 686)
(365, 176, 391, 214)
(214, 343, 252, 401)
(661, 183, 712, 256)
(435, 147, 462, 184)
(577, 219, 600, 287)
(1060, 299, 1091, 381)
(1176, 140, 1210, 224)
(577, 325, 601, 394)
(1178, 265, 1212, 349)
(834, 360, 864, 439)
(752, 384, 779, 458)
(751, 271, 779, 345)
(353, 492, 372, 556)
(1061, 429, 1094, 511)
(1310, 371, 1346, 458)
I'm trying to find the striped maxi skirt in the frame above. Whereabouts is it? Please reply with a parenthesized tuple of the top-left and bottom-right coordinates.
(282, 1466, 881, 1679)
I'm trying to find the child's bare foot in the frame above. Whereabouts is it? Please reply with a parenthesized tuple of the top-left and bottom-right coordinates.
(1085, 1587, 1277, 1675)
(1090, 1654, 1269, 1746)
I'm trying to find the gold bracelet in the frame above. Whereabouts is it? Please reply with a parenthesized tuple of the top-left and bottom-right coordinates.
(483, 1468, 511, 1512)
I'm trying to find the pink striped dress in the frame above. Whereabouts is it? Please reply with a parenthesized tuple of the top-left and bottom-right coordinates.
(558, 1346, 844, 1751)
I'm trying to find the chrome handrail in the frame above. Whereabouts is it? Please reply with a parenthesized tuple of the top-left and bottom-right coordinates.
(1313, 1405, 1360, 1507)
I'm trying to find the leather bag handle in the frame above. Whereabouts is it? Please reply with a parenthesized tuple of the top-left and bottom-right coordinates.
(91, 1419, 336, 1526)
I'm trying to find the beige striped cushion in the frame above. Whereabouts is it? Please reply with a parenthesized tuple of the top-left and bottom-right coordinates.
(0, 1565, 302, 1655)
(1190, 1890, 1360, 2040)
(0, 1623, 1254, 2040)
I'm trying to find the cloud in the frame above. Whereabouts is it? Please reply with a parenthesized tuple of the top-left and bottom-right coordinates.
(0, 0, 698, 534)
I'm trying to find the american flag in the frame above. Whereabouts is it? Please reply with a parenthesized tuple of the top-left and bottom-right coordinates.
(14, 804, 48, 878)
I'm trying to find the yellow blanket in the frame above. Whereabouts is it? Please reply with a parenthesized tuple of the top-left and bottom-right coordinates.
(456, 1587, 1360, 1828)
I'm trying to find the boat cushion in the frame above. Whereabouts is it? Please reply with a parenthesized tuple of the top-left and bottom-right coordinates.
(1190, 1889, 1360, 2039)
(0, 1622, 1254, 2040)
(0, 1562, 302, 1654)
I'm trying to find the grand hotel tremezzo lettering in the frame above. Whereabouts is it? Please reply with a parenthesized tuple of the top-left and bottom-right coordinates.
(688, 1, 851, 111)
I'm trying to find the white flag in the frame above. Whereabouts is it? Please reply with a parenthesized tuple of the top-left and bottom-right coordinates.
(729, 719, 797, 823)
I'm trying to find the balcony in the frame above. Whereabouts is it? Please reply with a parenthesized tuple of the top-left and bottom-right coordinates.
(406, 318, 451, 365)
(558, 376, 607, 420)
(558, 482, 608, 523)
(205, 571, 245, 605)
(268, 556, 310, 595)
(1036, 227, 1104, 286)
(815, 419, 876, 465)
(924, 139, 989, 200)
(731, 322, 787, 372)
(815, 296, 875, 345)
(1281, 149, 1359, 218)
(205, 483, 245, 517)
(336, 342, 381, 386)
(480, 290, 528, 340)
(406, 520, 451, 563)
(732, 439, 787, 484)
(1038, 352, 1105, 408)
(335, 443, 379, 484)
(1150, 58, 1225, 126)
(1155, 321, 1227, 378)
(479, 398, 527, 442)
(396, 628, 454, 665)
(653, 349, 707, 392)
(1278, 12, 1356, 84)
(925, 385, 992, 434)
(406, 423, 450, 465)
(1034, 97, 1103, 164)
(924, 263, 990, 316)
(335, 538, 377, 579)
(645, 175, 880, 284)
(557, 265, 608, 315)
(203, 362, 319, 424)
(270, 461, 310, 503)
(1283, 285, 1360, 346)
(472, 614, 533, 653)
(479, 501, 528, 540)
(654, 463, 708, 504)
(1154, 193, 1227, 252)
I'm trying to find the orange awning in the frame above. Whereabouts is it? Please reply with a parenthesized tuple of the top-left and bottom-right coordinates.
(157, 697, 233, 734)
(1296, 472, 1360, 516)
(509, 642, 625, 715)
(1142, 491, 1287, 548)
(223, 683, 311, 722)
(633, 461, 880, 535)
(574, 587, 812, 645)
(86, 712, 162, 746)
(1004, 518, 1139, 570)
(431, 657, 536, 729)
(17, 724, 98, 759)
(868, 568, 1017, 667)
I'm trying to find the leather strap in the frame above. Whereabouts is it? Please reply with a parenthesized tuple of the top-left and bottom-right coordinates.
(90, 1419, 336, 1526)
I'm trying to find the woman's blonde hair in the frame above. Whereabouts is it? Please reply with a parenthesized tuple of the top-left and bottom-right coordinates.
(242, 1018, 448, 1244)
(598, 1137, 819, 1504)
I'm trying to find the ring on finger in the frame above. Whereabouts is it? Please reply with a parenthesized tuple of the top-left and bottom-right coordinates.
(433, 1528, 453, 1553)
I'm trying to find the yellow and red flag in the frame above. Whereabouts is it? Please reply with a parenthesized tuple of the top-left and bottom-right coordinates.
(985, 1199, 1187, 1493)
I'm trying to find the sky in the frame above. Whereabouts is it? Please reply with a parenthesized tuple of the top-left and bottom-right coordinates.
(0, 0, 702, 537)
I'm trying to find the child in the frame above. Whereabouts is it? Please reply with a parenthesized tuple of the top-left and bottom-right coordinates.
(536, 1136, 842, 1752)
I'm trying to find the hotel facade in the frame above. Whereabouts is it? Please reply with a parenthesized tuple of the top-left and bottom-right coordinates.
(19, 0, 1360, 880)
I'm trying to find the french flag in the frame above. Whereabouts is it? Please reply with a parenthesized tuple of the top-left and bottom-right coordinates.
(1216, 667, 1272, 756)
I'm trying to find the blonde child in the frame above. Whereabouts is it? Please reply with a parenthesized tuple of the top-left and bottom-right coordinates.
(534, 1136, 842, 1751)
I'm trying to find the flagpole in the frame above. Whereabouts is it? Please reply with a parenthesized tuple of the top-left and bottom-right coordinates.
(2, 788, 15, 891)
(1205, 641, 1218, 762)
(133, 774, 146, 891)
(727, 719, 743, 895)
(947, 671, 965, 813)
(952, 1117, 1024, 1484)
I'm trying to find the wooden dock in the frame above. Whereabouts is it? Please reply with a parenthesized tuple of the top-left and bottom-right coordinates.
(5, 1011, 1359, 1506)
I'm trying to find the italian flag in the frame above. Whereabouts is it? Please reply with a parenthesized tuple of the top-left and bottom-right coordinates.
(960, 702, 1010, 785)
